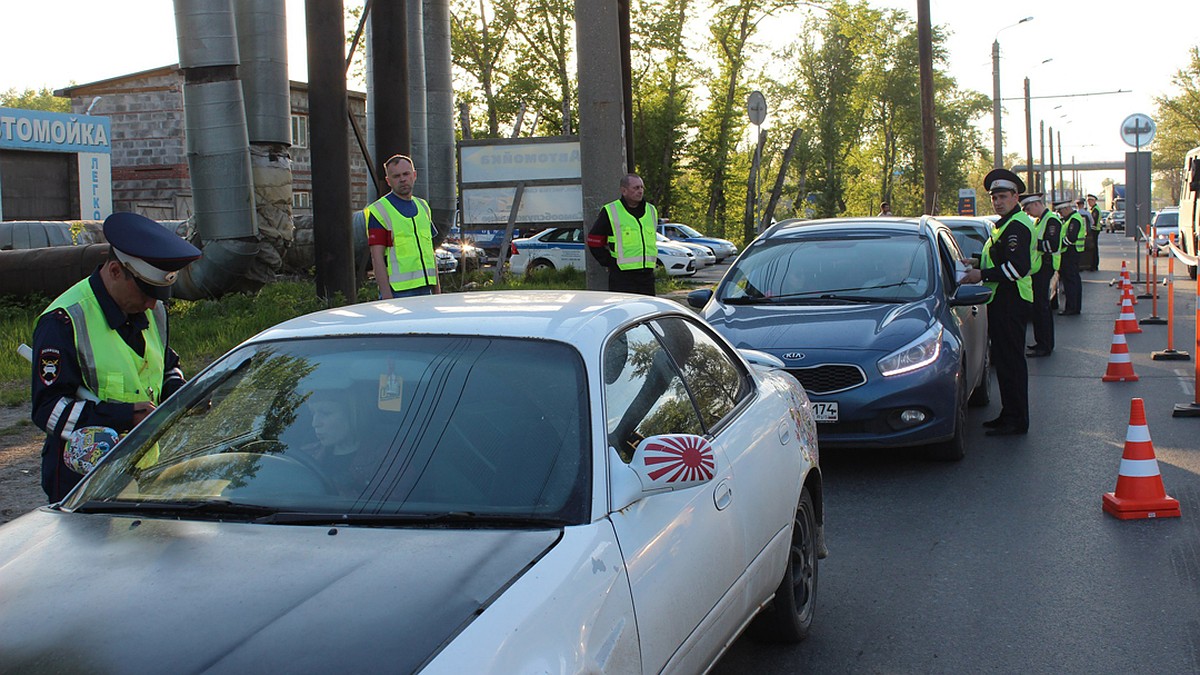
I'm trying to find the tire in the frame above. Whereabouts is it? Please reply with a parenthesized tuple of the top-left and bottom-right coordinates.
(968, 345, 991, 408)
(526, 259, 554, 275)
(750, 487, 818, 643)
(929, 378, 967, 461)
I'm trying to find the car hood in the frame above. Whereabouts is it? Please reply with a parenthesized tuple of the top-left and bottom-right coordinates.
(687, 236, 734, 248)
(0, 509, 560, 673)
(704, 298, 936, 353)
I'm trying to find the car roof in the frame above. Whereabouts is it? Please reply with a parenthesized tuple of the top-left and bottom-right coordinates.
(249, 291, 690, 351)
(761, 216, 939, 240)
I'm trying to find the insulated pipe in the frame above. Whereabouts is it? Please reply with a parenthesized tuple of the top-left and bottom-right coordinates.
(236, 0, 295, 287)
(0, 245, 110, 299)
(407, 0, 429, 200)
(424, 0, 458, 236)
(172, 0, 260, 299)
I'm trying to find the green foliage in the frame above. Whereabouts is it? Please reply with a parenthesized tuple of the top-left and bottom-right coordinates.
(1152, 46, 1200, 202)
(0, 87, 71, 112)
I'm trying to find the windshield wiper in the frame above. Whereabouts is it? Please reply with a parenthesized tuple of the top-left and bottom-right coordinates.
(71, 499, 280, 520)
(254, 510, 570, 528)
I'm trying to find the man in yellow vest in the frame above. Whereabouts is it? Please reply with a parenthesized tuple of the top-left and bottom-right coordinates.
(30, 212, 201, 502)
(1054, 198, 1085, 315)
(367, 154, 441, 299)
(1022, 193, 1061, 357)
(961, 169, 1036, 436)
(586, 173, 658, 296)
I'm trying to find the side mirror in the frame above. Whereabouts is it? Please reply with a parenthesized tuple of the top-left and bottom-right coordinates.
(950, 284, 992, 307)
(609, 434, 719, 512)
(738, 348, 785, 369)
(686, 288, 713, 309)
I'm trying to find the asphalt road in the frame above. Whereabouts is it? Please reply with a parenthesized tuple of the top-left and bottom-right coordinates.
(709, 232, 1200, 673)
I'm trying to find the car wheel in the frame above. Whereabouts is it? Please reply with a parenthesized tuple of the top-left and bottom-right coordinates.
(750, 486, 818, 643)
(526, 259, 555, 275)
(929, 378, 967, 461)
(968, 345, 991, 408)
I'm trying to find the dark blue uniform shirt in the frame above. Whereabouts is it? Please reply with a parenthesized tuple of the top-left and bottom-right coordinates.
(30, 268, 185, 502)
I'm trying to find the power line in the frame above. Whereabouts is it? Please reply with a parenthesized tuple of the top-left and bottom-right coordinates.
(1002, 89, 1130, 102)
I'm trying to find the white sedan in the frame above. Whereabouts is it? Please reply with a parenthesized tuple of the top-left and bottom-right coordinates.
(509, 227, 697, 276)
(660, 232, 717, 267)
(0, 292, 824, 674)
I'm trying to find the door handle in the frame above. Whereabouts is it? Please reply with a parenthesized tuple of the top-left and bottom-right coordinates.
(713, 479, 733, 511)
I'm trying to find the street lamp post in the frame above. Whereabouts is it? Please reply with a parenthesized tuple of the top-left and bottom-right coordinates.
(992, 16, 1034, 168)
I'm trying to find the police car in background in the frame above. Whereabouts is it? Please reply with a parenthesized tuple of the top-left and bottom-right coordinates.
(657, 221, 739, 262)
(508, 227, 697, 276)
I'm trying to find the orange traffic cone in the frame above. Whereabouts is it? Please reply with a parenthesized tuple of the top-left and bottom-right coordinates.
(1114, 295, 1142, 334)
(1118, 276, 1138, 306)
(1102, 324, 1139, 382)
(1119, 260, 1131, 286)
(1102, 398, 1181, 520)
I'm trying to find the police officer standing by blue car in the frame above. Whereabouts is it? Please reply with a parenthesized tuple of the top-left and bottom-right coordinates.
(961, 169, 1036, 436)
(30, 212, 201, 502)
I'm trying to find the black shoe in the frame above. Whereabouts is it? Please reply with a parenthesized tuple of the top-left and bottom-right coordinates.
(983, 417, 1006, 428)
(985, 425, 1028, 437)
(1026, 349, 1051, 358)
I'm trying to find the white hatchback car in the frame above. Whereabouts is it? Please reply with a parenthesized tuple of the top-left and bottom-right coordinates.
(509, 227, 697, 276)
(0, 291, 824, 674)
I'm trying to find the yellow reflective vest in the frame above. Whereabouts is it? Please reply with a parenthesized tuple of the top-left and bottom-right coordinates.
(603, 199, 658, 271)
(980, 211, 1036, 303)
(1061, 211, 1086, 253)
(42, 279, 166, 406)
(365, 195, 438, 292)
(1034, 210, 1063, 273)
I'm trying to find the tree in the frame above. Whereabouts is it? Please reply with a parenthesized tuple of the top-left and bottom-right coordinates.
(451, 0, 517, 137)
(1, 87, 71, 113)
(1152, 46, 1200, 202)
(496, 0, 577, 135)
(630, 0, 696, 218)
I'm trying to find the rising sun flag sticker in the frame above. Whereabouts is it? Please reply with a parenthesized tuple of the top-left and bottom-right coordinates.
(643, 435, 716, 483)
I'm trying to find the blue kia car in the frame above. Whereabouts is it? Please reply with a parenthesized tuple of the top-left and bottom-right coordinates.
(688, 217, 992, 460)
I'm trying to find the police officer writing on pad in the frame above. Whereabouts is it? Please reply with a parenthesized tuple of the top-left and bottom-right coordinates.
(587, 173, 658, 296)
(30, 212, 201, 502)
(961, 169, 1036, 436)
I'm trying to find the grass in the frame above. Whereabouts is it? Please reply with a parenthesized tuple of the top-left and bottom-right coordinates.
(0, 265, 700, 407)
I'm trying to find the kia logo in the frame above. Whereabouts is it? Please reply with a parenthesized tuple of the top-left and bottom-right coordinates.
(783, 352, 805, 360)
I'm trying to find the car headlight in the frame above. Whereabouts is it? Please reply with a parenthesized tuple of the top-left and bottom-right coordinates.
(878, 325, 942, 377)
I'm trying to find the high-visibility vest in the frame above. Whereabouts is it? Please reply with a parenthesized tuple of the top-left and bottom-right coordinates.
(604, 199, 658, 271)
(1034, 210, 1063, 272)
(980, 211, 1035, 303)
(42, 279, 167, 406)
(365, 195, 438, 291)
(1061, 211, 1086, 252)
(1089, 205, 1102, 232)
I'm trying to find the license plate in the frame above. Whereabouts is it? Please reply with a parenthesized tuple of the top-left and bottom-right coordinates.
(811, 401, 838, 423)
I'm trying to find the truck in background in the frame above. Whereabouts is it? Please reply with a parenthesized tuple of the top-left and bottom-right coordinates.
(1179, 146, 1200, 279)
(1102, 183, 1126, 232)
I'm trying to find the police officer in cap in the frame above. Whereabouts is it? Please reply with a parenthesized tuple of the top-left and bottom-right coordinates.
(1054, 198, 1085, 315)
(961, 169, 1036, 436)
(1022, 193, 1061, 357)
(30, 212, 201, 502)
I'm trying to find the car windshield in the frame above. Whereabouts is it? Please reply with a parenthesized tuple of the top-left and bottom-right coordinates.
(1154, 211, 1178, 227)
(64, 336, 591, 524)
(718, 232, 933, 303)
(673, 223, 705, 238)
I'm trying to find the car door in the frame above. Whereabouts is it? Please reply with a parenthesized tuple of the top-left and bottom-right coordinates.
(539, 227, 586, 271)
(652, 316, 799, 598)
(937, 229, 984, 381)
(603, 321, 745, 673)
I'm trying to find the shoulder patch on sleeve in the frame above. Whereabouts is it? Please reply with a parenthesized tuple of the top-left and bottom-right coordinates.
(39, 348, 62, 386)
(1005, 234, 1020, 252)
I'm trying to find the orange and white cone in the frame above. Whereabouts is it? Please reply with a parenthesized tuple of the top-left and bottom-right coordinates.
(1102, 325, 1139, 382)
(1119, 260, 1131, 286)
(1102, 398, 1180, 520)
(1114, 295, 1142, 334)
(1118, 276, 1138, 306)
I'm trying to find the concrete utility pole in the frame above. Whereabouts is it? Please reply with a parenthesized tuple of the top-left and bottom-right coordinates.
(575, 0, 627, 291)
(306, 0, 356, 301)
(370, 1, 409, 179)
(991, 16, 1033, 168)
(917, 0, 938, 214)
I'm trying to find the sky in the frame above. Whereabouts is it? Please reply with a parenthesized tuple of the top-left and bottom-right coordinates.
(2, 0, 1195, 194)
